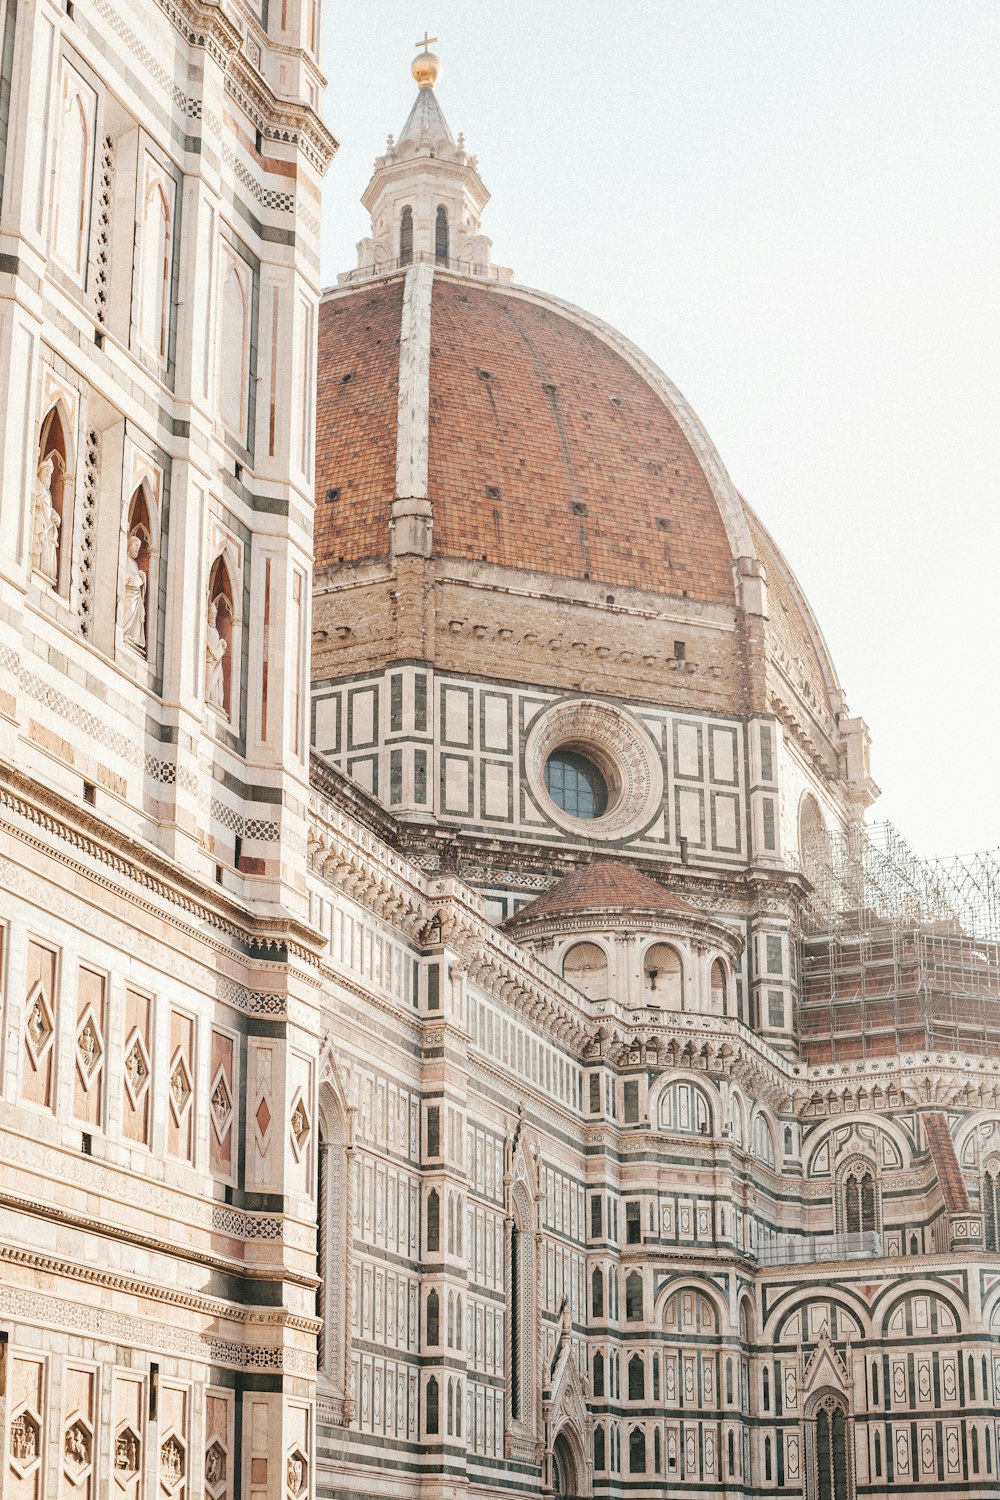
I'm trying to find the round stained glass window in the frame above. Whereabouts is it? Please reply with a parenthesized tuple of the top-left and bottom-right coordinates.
(544, 749, 609, 820)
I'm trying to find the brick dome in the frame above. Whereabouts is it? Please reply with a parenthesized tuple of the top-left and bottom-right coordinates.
(316, 270, 743, 601)
(314, 265, 846, 723)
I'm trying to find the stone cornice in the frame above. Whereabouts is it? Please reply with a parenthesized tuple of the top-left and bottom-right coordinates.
(152, 0, 338, 172)
(0, 1241, 320, 1328)
(0, 762, 324, 962)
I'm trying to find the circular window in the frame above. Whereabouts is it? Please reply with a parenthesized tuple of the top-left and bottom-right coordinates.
(524, 699, 664, 841)
(544, 749, 609, 820)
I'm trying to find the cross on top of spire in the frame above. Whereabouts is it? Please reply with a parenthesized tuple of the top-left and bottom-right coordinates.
(415, 31, 438, 53)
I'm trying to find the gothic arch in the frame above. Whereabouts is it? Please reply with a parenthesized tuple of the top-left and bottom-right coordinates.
(804, 1386, 855, 1500)
(551, 1422, 589, 1498)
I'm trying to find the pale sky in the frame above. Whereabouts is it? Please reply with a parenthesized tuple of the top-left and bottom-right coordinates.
(319, 2, 1000, 859)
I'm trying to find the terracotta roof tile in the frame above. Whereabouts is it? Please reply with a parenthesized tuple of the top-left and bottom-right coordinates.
(505, 860, 697, 929)
(314, 279, 404, 568)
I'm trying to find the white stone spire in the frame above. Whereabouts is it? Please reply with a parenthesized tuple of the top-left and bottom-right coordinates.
(341, 43, 512, 283)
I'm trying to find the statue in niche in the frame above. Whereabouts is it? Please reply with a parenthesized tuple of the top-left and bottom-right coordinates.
(205, 597, 228, 711)
(32, 456, 60, 582)
(122, 532, 147, 652)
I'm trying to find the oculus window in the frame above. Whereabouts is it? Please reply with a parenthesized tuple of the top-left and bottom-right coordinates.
(544, 749, 608, 820)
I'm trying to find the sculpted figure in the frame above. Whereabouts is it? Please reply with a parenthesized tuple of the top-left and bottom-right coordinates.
(205, 597, 228, 710)
(32, 456, 60, 582)
(122, 532, 147, 651)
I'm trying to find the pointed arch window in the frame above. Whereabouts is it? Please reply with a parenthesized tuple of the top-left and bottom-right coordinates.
(628, 1353, 645, 1400)
(593, 1425, 606, 1471)
(591, 1267, 604, 1319)
(206, 556, 236, 718)
(426, 1289, 440, 1347)
(54, 68, 95, 282)
(982, 1157, 1000, 1251)
(625, 1271, 643, 1323)
(425, 1375, 439, 1436)
(435, 205, 449, 263)
(219, 255, 250, 437)
(33, 407, 70, 590)
(628, 1427, 646, 1474)
(399, 206, 413, 266)
(426, 1189, 440, 1253)
(593, 1351, 605, 1397)
(811, 1393, 850, 1500)
(139, 167, 174, 360)
(838, 1158, 880, 1237)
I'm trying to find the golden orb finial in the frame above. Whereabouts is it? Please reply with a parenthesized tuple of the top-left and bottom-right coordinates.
(412, 31, 441, 89)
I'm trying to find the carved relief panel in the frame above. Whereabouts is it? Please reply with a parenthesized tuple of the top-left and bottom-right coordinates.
(166, 1009, 195, 1164)
(73, 966, 106, 1128)
(22, 939, 58, 1110)
(208, 1029, 238, 1182)
(61, 1364, 97, 1499)
(122, 989, 153, 1147)
(7, 1352, 46, 1499)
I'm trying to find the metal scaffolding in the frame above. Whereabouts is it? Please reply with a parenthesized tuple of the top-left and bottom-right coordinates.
(798, 823, 1000, 1061)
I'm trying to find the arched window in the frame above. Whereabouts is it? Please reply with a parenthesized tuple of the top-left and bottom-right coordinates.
(628, 1427, 646, 1474)
(643, 944, 683, 1007)
(33, 407, 69, 590)
(446, 1377, 454, 1435)
(657, 1079, 712, 1135)
(728, 1430, 735, 1475)
(593, 1425, 606, 1471)
(592, 1267, 604, 1319)
(206, 556, 236, 718)
(562, 942, 609, 1001)
(811, 1393, 849, 1500)
(628, 1354, 645, 1400)
(425, 1376, 439, 1436)
(219, 262, 249, 435)
(710, 957, 727, 1014)
(54, 75, 92, 280)
(426, 1289, 440, 1346)
(838, 1158, 879, 1237)
(446, 1290, 454, 1346)
(454, 1379, 462, 1438)
(426, 1189, 440, 1253)
(752, 1112, 776, 1168)
(625, 1271, 643, 1323)
(593, 1351, 605, 1397)
(982, 1158, 1000, 1251)
(764, 1436, 773, 1481)
(435, 205, 449, 263)
(455, 1294, 462, 1351)
(139, 175, 172, 358)
(122, 486, 153, 656)
(399, 206, 413, 265)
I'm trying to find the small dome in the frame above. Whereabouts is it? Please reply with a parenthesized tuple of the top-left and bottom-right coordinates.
(504, 861, 698, 933)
